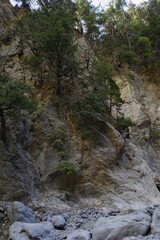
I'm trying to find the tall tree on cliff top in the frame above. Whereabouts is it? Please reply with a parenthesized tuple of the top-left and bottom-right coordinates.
(15, 0, 79, 94)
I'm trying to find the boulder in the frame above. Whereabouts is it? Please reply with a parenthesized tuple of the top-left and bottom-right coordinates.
(52, 215, 66, 229)
(151, 206, 160, 234)
(67, 229, 91, 240)
(8, 201, 37, 223)
(123, 234, 160, 240)
(9, 221, 56, 240)
(92, 210, 151, 240)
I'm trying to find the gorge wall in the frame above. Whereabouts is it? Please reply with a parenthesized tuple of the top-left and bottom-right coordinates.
(0, 0, 160, 211)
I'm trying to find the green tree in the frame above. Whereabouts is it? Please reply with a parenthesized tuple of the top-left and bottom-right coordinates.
(89, 58, 124, 112)
(75, 92, 106, 137)
(146, 0, 160, 54)
(103, 78, 124, 113)
(0, 73, 37, 145)
(15, 0, 49, 7)
(76, 0, 101, 44)
(15, 2, 78, 94)
(136, 36, 152, 62)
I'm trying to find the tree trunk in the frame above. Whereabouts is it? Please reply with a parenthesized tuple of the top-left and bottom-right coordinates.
(56, 77, 62, 95)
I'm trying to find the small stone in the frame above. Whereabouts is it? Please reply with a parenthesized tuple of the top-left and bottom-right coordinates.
(81, 214, 88, 219)
(153, 204, 160, 208)
(52, 215, 66, 229)
(75, 222, 82, 228)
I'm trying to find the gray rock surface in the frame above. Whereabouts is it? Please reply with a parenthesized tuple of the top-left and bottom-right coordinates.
(67, 229, 91, 240)
(92, 210, 151, 240)
(0, 0, 15, 38)
(52, 215, 66, 229)
(8, 201, 37, 223)
(151, 206, 160, 234)
(123, 234, 160, 240)
(9, 221, 56, 240)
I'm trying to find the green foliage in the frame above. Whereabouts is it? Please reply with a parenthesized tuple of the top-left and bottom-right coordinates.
(74, 92, 106, 137)
(56, 161, 76, 175)
(89, 57, 113, 89)
(89, 58, 124, 112)
(137, 37, 152, 59)
(25, 56, 42, 70)
(118, 45, 137, 65)
(15, 1, 79, 94)
(103, 78, 124, 112)
(25, 55, 43, 84)
(15, 0, 160, 70)
(75, 92, 106, 123)
(115, 0, 127, 10)
(0, 73, 37, 118)
(58, 151, 66, 159)
(76, 0, 101, 43)
(79, 162, 89, 169)
(99, 0, 160, 68)
(2, 28, 15, 45)
(45, 125, 67, 150)
(117, 114, 136, 137)
(0, 72, 37, 144)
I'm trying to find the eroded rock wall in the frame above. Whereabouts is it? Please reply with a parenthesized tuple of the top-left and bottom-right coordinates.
(0, 1, 160, 209)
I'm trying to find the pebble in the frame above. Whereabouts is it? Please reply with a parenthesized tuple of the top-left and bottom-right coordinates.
(153, 204, 160, 208)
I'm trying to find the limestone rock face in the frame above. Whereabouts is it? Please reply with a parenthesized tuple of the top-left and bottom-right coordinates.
(0, 1, 160, 211)
(151, 207, 160, 234)
(92, 210, 151, 240)
(0, 0, 15, 38)
(0, 143, 40, 201)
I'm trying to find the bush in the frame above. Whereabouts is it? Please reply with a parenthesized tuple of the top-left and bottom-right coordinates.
(58, 151, 66, 159)
(56, 161, 76, 175)
(45, 125, 67, 150)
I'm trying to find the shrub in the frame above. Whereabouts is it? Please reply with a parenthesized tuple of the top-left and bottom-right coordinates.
(58, 151, 66, 159)
(56, 161, 76, 175)
(45, 125, 67, 150)
(117, 114, 136, 137)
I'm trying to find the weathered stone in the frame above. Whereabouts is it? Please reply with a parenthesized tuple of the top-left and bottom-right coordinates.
(123, 234, 160, 240)
(151, 206, 160, 234)
(0, 0, 15, 38)
(8, 201, 37, 223)
(9, 221, 56, 240)
(67, 229, 91, 240)
(92, 210, 151, 240)
(52, 215, 66, 229)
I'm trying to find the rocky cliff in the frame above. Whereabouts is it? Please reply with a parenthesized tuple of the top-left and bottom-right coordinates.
(0, 0, 160, 213)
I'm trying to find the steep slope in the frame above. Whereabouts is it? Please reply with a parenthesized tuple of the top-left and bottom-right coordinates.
(0, 0, 160, 210)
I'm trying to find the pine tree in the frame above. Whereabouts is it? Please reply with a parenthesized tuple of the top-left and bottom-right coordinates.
(15, 1, 79, 94)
